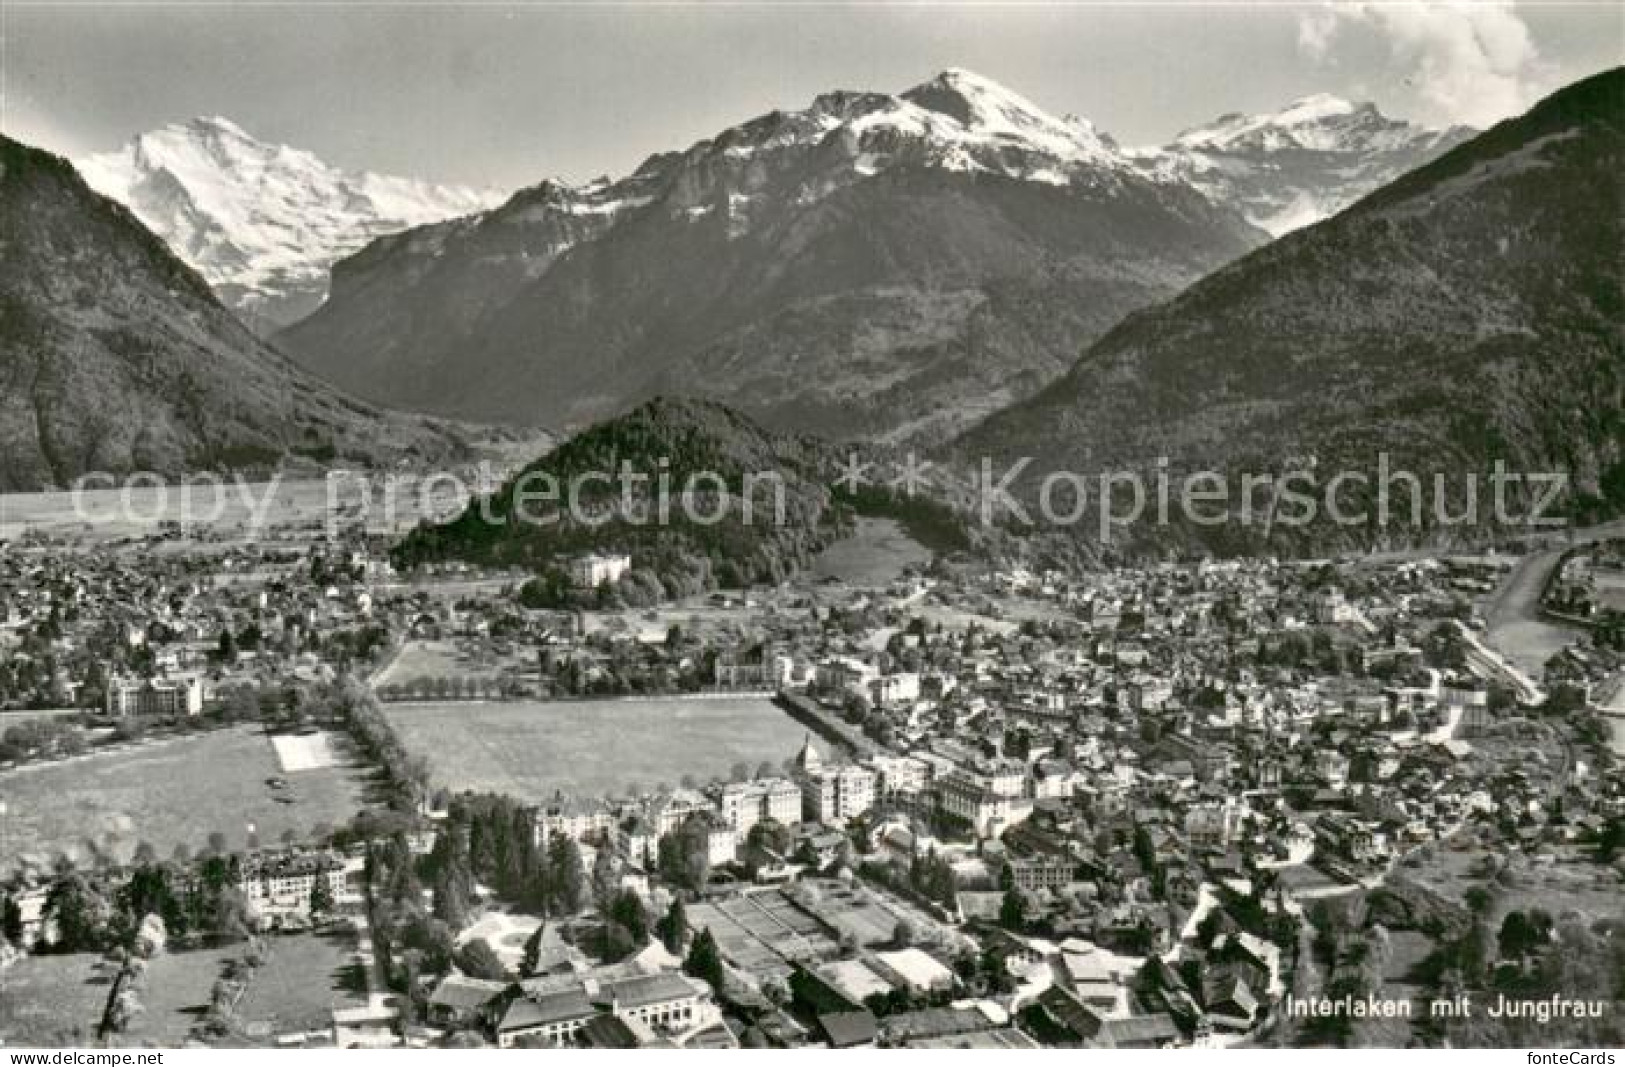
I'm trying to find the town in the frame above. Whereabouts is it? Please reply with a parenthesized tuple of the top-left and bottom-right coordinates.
(1, 493, 1621, 1049)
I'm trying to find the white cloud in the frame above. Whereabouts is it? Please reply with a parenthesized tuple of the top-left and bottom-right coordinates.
(1296, 1, 1552, 128)
(1297, 7, 1342, 63)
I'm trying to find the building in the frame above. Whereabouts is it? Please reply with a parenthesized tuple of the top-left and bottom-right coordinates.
(1183, 799, 1244, 851)
(570, 553, 632, 589)
(237, 850, 346, 917)
(496, 986, 599, 1047)
(868, 755, 931, 801)
(1441, 680, 1492, 737)
(714, 778, 802, 835)
(495, 974, 706, 1048)
(105, 674, 203, 717)
(872, 672, 921, 707)
(649, 789, 714, 839)
(1314, 813, 1376, 862)
(973, 758, 1027, 798)
(801, 764, 877, 828)
(1314, 591, 1355, 624)
(935, 772, 1031, 838)
(1005, 855, 1075, 892)
(535, 796, 616, 845)
(713, 644, 788, 689)
(689, 813, 741, 866)
(815, 657, 877, 697)
(602, 973, 704, 1032)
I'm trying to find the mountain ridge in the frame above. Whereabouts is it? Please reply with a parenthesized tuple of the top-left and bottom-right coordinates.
(278, 68, 1265, 444)
(955, 67, 1625, 552)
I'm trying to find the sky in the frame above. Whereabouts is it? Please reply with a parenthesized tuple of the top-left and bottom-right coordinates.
(3, 2, 1619, 190)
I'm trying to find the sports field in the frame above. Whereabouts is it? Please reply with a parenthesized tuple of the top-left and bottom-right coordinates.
(382, 697, 806, 800)
(0, 727, 372, 876)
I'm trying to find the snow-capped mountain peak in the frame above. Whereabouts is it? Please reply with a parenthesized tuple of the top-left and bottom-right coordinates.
(76, 117, 504, 331)
(1137, 95, 1474, 234)
(899, 67, 1120, 166)
(658, 67, 1136, 215)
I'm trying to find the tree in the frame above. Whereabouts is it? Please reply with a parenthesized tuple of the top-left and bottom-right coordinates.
(1595, 816, 1623, 863)
(309, 873, 335, 919)
(601, 921, 637, 962)
(100, 979, 144, 1037)
(432, 868, 470, 929)
(659, 818, 712, 892)
(892, 917, 916, 949)
(1497, 909, 1551, 962)
(1458, 919, 1493, 986)
(659, 897, 689, 955)
(1, 895, 23, 945)
(591, 845, 622, 910)
(43, 875, 111, 952)
(607, 889, 649, 945)
(214, 889, 255, 941)
(743, 818, 792, 874)
(546, 835, 587, 916)
(456, 939, 510, 981)
(683, 927, 725, 992)
(999, 889, 1029, 933)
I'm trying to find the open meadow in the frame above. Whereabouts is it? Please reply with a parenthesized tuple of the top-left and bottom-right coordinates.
(382, 697, 807, 801)
(807, 518, 931, 587)
(0, 474, 471, 548)
(0, 727, 373, 876)
(0, 932, 361, 1047)
(0, 951, 109, 1046)
(234, 930, 368, 1035)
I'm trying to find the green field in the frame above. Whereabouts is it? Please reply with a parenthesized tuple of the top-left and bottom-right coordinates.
(373, 638, 513, 692)
(0, 475, 469, 547)
(383, 697, 807, 800)
(0, 727, 373, 876)
(127, 944, 242, 1045)
(0, 952, 109, 1046)
(235, 931, 367, 1033)
(0, 934, 361, 1047)
(0, 945, 233, 1047)
(808, 518, 931, 586)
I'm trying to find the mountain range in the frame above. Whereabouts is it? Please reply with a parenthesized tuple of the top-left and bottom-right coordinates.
(1129, 94, 1474, 235)
(958, 67, 1624, 551)
(0, 135, 469, 492)
(76, 117, 500, 333)
(275, 70, 1267, 442)
(9, 66, 1616, 550)
(66, 75, 1474, 452)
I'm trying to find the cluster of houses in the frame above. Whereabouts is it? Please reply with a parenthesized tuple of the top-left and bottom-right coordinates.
(6, 522, 1623, 1050)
